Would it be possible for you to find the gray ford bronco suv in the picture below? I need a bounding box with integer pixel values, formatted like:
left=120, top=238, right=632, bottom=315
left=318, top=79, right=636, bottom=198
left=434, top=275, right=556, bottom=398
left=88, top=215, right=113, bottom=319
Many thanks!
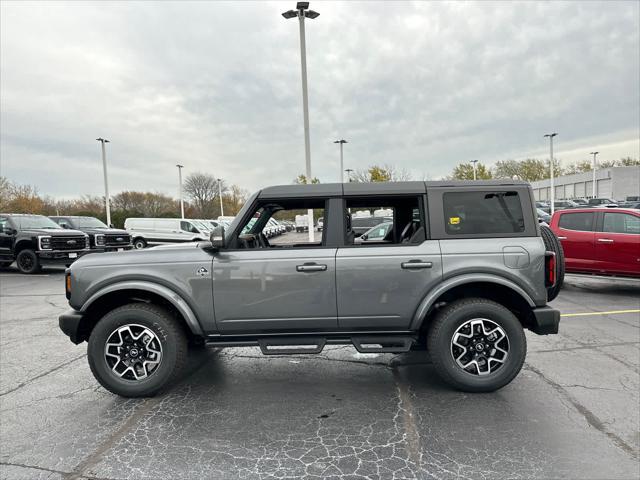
left=59, top=181, right=562, bottom=397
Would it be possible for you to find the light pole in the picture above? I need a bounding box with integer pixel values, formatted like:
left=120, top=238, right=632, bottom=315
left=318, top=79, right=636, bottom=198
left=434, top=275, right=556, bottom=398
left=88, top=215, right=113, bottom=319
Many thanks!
left=283, top=2, right=319, bottom=242
left=176, top=164, right=185, bottom=219
left=96, top=138, right=111, bottom=226
left=470, top=159, right=479, bottom=180
left=590, top=151, right=599, bottom=198
left=217, top=178, right=224, bottom=217
left=345, top=168, right=354, bottom=182
left=334, top=139, right=347, bottom=182
left=544, top=133, right=558, bottom=215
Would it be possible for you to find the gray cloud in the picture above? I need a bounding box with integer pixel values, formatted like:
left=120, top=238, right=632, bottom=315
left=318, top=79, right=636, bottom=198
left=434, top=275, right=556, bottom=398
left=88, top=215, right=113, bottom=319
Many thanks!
left=1, top=0, right=638, bottom=198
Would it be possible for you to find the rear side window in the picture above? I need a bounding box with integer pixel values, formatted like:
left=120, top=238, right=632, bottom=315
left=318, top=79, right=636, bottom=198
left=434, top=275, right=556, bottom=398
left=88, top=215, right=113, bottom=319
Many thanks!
left=443, top=191, right=524, bottom=235
left=603, top=213, right=640, bottom=234
left=558, top=212, right=594, bottom=232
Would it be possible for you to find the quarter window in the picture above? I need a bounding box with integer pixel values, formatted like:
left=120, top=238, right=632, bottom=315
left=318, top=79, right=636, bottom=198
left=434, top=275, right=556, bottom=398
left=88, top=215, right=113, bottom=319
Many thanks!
left=603, top=213, right=640, bottom=234
left=558, top=212, right=594, bottom=232
left=443, top=191, right=524, bottom=235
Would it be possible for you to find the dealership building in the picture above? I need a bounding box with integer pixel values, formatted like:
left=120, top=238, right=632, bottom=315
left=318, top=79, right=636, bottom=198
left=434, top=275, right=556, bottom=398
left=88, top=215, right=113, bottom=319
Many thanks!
left=530, top=166, right=640, bottom=201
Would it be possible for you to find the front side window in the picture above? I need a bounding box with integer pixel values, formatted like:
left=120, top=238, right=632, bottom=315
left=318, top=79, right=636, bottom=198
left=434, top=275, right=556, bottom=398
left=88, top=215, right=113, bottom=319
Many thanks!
left=603, top=213, right=640, bottom=234
left=235, top=198, right=326, bottom=248
left=558, top=212, right=594, bottom=232
left=11, top=215, right=60, bottom=230
left=180, top=221, right=199, bottom=234
left=72, top=217, right=108, bottom=228
left=443, top=191, right=524, bottom=235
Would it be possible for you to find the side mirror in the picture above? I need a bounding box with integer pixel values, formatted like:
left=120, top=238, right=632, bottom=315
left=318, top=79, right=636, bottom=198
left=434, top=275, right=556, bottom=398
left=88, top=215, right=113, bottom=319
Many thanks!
left=210, top=225, right=225, bottom=249
left=109, top=223, right=114, bottom=228
left=361, top=233, right=368, bottom=240
left=62, top=224, right=70, bottom=229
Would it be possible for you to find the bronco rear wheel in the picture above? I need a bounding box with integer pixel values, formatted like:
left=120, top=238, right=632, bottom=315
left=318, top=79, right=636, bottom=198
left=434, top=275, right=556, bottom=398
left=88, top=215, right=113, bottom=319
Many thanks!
left=427, top=298, right=526, bottom=392
left=88, top=303, right=187, bottom=397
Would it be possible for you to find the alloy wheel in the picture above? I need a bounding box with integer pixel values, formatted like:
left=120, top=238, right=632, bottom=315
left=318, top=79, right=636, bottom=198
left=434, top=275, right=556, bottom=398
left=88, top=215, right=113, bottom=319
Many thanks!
left=104, top=324, right=163, bottom=381
left=450, top=318, right=509, bottom=376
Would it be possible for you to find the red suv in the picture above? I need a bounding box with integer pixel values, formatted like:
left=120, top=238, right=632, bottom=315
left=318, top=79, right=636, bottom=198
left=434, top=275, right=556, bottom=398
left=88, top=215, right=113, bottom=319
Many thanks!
left=550, top=208, right=640, bottom=278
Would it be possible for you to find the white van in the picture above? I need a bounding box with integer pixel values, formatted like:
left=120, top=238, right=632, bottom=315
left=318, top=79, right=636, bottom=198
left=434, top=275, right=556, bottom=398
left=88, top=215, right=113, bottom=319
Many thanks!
left=124, top=218, right=210, bottom=249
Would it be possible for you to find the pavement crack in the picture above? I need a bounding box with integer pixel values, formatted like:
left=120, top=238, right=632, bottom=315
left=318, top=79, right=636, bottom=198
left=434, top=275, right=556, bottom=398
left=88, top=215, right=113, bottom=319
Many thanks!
left=525, top=363, right=638, bottom=459
left=0, top=461, right=69, bottom=476
left=0, top=353, right=87, bottom=397
left=392, top=365, right=423, bottom=475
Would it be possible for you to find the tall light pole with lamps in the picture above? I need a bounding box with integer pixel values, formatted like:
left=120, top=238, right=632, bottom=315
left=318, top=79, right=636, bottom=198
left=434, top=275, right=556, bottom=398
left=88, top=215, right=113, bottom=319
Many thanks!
left=96, top=138, right=111, bottom=226
left=544, top=133, right=558, bottom=215
left=283, top=2, right=319, bottom=242
left=470, top=159, right=479, bottom=180
left=176, top=164, right=185, bottom=219
left=334, top=139, right=347, bottom=182
left=590, top=151, right=599, bottom=198
left=217, top=178, right=224, bottom=217
left=345, top=168, right=354, bottom=182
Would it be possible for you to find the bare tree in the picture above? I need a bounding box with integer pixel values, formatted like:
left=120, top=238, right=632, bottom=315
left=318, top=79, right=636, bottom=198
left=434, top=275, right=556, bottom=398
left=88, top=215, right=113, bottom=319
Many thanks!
left=183, top=172, right=227, bottom=217
left=351, top=164, right=412, bottom=182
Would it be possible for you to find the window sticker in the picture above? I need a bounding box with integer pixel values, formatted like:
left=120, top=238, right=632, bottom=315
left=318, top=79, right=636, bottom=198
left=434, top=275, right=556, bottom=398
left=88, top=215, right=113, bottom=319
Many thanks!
left=449, top=217, right=461, bottom=225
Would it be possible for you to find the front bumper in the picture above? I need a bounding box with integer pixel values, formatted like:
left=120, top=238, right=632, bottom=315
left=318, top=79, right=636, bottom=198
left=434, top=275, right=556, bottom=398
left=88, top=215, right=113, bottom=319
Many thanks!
left=37, top=250, right=89, bottom=264
left=91, top=245, right=134, bottom=253
left=59, top=309, right=88, bottom=344
left=530, top=306, right=560, bottom=335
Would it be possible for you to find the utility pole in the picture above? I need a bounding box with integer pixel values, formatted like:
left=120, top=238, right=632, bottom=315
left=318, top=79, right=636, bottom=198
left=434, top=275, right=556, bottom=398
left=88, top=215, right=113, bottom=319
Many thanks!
left=544, top=133, right=558, bottom=215
left=176, top=164, right=184, bottom=219
left=590, top=151, right=599, bottom=198
left=283, top=2, right=319, bottom=242
left=96, top=138, right=111, bottom=226
left=217, top=178, right=224, bottom=217
left=470, top=159, right=479, bottom=180
left=334, top=139, right=347, bottom=182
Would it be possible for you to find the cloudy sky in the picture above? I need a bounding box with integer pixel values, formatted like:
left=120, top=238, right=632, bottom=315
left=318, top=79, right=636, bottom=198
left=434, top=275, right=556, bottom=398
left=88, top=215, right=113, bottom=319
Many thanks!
left=1, top=0, right=638, bottom=199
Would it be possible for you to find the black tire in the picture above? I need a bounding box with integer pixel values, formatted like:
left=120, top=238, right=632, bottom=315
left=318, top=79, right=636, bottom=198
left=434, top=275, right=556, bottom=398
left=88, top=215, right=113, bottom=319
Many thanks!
left=133, top=238, right=147, bottom=249
left=88, top=303, right=188, bottom=397
left=16, top=249, right=40, bottom=274
left=0, top=261, right=12, bottom=268
left=540, top=225, right=565, bottom=301
left=427, top=298, right=526, bottom=393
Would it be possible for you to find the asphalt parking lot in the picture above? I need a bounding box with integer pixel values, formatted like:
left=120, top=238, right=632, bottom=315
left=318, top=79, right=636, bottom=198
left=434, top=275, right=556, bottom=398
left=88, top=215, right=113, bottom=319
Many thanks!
left=0, top=264, right=638, bottom=479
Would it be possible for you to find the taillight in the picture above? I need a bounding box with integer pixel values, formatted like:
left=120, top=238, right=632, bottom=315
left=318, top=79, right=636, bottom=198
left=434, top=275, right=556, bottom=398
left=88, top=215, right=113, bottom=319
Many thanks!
left=65, top=272, right=72, bottom=300
left=545, top=251, right=556, bottom=287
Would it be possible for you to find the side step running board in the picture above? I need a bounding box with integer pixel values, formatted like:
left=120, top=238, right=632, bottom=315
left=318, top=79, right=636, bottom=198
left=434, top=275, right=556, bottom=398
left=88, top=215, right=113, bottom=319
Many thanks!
left=351, top=336, right=414, bottom=353
left=258, top=337, right=326, bottom=355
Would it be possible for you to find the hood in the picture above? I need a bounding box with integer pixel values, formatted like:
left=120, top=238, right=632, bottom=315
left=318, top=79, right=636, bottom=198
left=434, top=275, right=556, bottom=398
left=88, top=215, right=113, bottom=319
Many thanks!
left=75, top=227, right=129, bottom=235
left=21, top=228, right=86, bottom=236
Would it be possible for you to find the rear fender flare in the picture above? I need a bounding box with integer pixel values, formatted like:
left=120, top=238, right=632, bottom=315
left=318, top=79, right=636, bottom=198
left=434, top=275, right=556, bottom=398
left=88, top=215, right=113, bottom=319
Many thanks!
left=411, top=274, right=536, bottom=330
left=81, top=281, right=204, bottom=335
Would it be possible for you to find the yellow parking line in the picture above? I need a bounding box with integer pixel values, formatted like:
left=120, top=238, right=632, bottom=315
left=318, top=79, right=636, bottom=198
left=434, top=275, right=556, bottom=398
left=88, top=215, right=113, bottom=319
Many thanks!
left=561, top=309, right=640, bottom=318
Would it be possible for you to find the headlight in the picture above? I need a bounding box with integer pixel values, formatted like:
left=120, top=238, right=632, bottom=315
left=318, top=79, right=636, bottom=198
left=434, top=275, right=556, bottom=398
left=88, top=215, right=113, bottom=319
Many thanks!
left=39, top=236, right=52, bottom=250
left=85, top=235, right=90, bottom=248
left=95, top=234, right=105, bottom=247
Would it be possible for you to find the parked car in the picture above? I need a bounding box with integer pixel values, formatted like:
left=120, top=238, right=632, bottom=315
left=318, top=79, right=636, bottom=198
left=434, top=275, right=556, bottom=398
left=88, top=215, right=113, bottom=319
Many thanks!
left=351, top=215, right=393, bottom=237
left=60, top=181, right=562, bottom=397
left=537, top=208, right=551, bottom=224
left=0, top=214, right=89, bottom=273
left=124, top=218, right=210, bottom=249
left=354, top=221, right=393, bottom=244
left=550, top=208, right=640, bottom=277
left=571, top=198, right=589, bottom=207
left=295, top=214, right=309, bottom=232
left=536, top=201, right=550, bottom=214
left=317, top=217, right=324, bottom=232
left=617, top=196, right=640, bottom=208
left=50, top=216, right=133, bottom=252
left=554, top=200, right=580, bottom=210
left=587, top=198, right=618, bottom=208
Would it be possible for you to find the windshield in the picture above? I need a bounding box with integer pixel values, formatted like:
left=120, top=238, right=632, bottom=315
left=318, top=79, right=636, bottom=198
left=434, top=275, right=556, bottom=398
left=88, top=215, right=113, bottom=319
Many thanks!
left=193, top=220, right=212, bottom=231
left=12, top=215, right=61, bottom=229
left=71, top=217, right=108, bottom=228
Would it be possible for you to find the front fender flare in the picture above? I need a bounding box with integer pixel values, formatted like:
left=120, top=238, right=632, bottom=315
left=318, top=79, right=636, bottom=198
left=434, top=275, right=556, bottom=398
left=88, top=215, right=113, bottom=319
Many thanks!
left=410, top=274, right=536, bottom=330
left=81, top=281, right=204, bottom=335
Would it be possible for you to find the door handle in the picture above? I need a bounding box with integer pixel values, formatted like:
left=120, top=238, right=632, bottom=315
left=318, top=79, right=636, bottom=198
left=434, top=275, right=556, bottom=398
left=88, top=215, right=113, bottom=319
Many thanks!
left=597, top=238, right=614, bottom=243
left=296, top=263, right=327, bottom=272
left=557, top=236, right=567, bottom=240
left=401, top=260, right=433, bottom=270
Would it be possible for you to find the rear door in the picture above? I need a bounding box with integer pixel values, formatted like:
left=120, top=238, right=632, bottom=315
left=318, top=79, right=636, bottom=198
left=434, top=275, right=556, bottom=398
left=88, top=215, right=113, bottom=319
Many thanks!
left=554, top=211, right=597, bottom=273
left=595, top=211, right=640, bottom=276
left=335, top=193, right=442, bottom=330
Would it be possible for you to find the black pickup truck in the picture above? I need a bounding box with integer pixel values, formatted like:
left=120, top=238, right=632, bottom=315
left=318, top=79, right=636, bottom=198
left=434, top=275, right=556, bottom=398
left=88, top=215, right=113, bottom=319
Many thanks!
left=50, top=216, right=133, bottom=252
left=0, top=214, right=90, bottom=273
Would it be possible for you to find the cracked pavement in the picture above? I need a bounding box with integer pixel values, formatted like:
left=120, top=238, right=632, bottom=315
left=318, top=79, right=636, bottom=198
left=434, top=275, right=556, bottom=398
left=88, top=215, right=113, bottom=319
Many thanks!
left=1, top=269, right=639, bottom=479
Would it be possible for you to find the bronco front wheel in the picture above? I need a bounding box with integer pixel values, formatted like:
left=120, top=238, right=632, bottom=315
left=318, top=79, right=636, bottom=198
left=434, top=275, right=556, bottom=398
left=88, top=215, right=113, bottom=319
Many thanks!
left=87, top=303, right=187, bottom=397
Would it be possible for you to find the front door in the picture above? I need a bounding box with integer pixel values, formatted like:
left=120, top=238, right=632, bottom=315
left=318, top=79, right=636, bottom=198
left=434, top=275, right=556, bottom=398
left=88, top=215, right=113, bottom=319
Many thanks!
left=595, top=211, right=640, bottom=275
left=0, top=217, right=15, bottom=261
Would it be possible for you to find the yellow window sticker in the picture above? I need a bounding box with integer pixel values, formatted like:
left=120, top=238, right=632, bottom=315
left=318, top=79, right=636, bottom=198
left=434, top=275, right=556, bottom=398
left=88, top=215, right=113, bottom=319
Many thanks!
left=449, top=217, right=460, bottom=225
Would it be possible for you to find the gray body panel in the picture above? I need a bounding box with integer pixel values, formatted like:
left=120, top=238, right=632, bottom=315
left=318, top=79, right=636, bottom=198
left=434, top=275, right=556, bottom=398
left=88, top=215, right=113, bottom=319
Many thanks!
left=335, top=242, right=442, bottom=329
left=212, top=248, right=338, bottom=333
left=69, top=244, right=216, bottom=333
